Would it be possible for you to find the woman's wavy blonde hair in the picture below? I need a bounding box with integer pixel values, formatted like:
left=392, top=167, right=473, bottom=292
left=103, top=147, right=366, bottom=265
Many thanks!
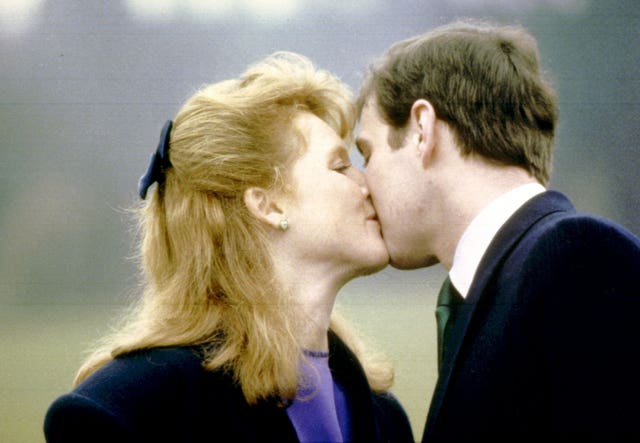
left=74, top=52, right=393, bottom=404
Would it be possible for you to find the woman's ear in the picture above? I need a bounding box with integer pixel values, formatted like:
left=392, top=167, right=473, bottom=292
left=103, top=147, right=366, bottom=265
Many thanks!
left=410, top=99, right=438, bottom=167
left=244, top=187, right=286, bottom=230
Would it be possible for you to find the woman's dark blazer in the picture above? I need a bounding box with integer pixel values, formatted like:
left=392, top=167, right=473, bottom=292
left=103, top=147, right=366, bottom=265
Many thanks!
left=44, top=331, right=413, bottom=443
left=423, top=191, right=640, bottom=442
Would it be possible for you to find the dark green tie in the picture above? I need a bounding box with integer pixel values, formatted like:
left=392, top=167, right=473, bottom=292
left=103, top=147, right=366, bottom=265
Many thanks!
left=436, top=276, right=463, bottom=369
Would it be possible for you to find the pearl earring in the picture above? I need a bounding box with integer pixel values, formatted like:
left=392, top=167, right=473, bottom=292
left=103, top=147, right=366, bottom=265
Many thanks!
left=278, top=218, right=289, bottom=231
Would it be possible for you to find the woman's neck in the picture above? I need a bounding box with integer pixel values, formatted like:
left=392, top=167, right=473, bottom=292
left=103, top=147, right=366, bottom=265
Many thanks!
left=291, top=279, right=339, bottom=352
left=278, top=259, right=346, bottom=352
left=270, top=235, right=358, bottom=351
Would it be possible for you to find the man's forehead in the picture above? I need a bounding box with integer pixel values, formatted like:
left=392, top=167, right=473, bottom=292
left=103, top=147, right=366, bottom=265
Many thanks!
left=360, top=97, right=387, bottom=125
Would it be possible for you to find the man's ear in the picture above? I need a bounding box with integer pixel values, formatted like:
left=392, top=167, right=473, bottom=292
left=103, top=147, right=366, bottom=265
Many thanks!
left=410, top=99, right=438, bottom=167
left=244, top=187, right=285, bottom=230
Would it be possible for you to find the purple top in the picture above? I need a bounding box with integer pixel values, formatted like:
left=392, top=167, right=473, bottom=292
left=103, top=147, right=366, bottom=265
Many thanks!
left=286, top=350, right=352, bottom=442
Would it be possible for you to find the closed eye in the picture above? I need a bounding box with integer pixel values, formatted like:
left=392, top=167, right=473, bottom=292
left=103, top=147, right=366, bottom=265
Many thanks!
left=333, top=163, right=352, bottom=173
left=328, top=143, right=353, bottom=173
left=355, top=140, right=370, bottom=167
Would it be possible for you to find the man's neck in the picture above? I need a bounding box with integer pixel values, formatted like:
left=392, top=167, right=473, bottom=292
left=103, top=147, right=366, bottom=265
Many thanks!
left=437, top=160, right=540, bottom=270
left=449, top=182, right=546, bottom=296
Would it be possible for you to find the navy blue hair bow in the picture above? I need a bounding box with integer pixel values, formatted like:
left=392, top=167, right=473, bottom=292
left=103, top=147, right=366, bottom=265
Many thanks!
left=138, top=120, right=173, bottom=199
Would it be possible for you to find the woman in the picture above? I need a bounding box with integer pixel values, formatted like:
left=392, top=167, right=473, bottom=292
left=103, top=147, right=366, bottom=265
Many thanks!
left=44, top=52, right=413, bottom=443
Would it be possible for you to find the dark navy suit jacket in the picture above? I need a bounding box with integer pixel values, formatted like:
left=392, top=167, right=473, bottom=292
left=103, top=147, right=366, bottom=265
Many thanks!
left=45, top=331, right=413, bottom=443
left=423, top=191, right=640, bottom=442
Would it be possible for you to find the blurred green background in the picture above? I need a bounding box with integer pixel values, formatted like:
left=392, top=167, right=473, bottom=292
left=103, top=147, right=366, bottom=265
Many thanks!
left=2, top=1, right=638, bottom=441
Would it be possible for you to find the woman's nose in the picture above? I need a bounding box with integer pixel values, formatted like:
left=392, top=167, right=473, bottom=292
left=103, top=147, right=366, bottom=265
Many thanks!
left=350, top=168, right=370, bottom=197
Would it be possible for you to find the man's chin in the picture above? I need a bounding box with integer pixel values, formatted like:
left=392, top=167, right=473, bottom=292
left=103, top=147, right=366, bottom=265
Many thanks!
left=389, top=253, right=439, bottom=270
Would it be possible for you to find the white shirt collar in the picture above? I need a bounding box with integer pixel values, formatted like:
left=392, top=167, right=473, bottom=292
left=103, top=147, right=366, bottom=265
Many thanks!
left=449, top=183, right=546, bottom=298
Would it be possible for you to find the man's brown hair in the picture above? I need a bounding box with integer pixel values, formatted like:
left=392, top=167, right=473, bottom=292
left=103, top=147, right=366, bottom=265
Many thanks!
left=358, top=20, right=558, bottom=184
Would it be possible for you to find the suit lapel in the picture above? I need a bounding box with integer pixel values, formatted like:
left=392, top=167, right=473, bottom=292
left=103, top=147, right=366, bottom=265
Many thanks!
left=424, top=191, right=574, bottom=434
left=328, top=331, right=381, bottom=442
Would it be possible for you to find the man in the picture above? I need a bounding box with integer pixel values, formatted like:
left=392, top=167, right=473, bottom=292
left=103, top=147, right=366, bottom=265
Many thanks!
left=356, top=20, right=640, bottom=442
